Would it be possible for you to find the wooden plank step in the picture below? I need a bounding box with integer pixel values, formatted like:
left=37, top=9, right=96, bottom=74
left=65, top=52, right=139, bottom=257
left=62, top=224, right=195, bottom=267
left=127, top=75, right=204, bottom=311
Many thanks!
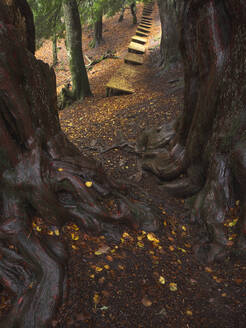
left=142, top=11, right=152, bottom=16
left=131, top=35, right=147, bottom=45
left=124, top=52, right=144, bottom=65
left=140, top=20, right=151, bottom=26
left=142, top=16, right=152, bottom=20
left=128, top=41, right=145, bottom=54
left=137, top=26, right=150, bottom=34
left=106, top=65, right=138, bottom=96
left=136, top=30, right=148, bottom=37
left=139, top=23, right=151, bottom=29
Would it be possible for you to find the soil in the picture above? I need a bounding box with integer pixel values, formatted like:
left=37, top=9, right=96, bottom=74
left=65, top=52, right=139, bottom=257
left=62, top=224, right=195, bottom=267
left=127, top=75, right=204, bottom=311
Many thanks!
left=1, top=3, right=246, bottom=328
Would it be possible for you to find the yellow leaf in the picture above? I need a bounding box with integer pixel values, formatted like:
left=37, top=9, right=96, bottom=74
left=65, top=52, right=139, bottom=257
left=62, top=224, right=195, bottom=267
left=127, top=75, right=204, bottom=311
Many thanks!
left=122, top=232, right=130, bottom=238
left=182, top=226, right=187, bottom=231
left=95, top=251, right=102, bottom=256
left=186, top=310, right=193, bottom=316
left=71, top=233, right=79, bottom=240
left=54, top=229, right=60, bottom=236
left=159, top=276, right=166, bottom=285
left=236, top=200, right=240, bottom=206
left=104, top=265, right=110, bottom=270
left=137, top=241, right=144, bottom=248
left=71, top=224, right=79, bottom=231
left=118, top=265, right=124, bottom=270
left=169, top=245, right=175, bottom=251
left=171, top=230, right=176, bottom=235
left=163, top=221, right=167, bottom=226
left=48, top=231, right=54, bottom=236
left=228, top=218, right=238, bottom=227
left=95, top=267, right=103, bottom=272
left=147, top=233, right=159, bottom=243
left=58, top=168, right=64, bottom=172
left=36, top=226, right=42, bottom=232
left=85, top=181, right=93, bottom=188
left=178, top=248, right=186, bottom=253
left=93, top=293, right=100, bottom=305
left=71, top=245, right=78, bottom=250
left=90, top=274, right=95, bottom=278
left=141, top=230, right=146, bottom=235
left=137, top=236, right=143, bottom=241
left=169, top=283, right=177, bottom=292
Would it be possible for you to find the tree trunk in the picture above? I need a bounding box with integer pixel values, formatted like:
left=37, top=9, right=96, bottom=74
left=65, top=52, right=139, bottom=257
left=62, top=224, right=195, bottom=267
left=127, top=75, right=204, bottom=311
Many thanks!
left=118, top=6, right=125, bottom=22
left=157, top=0, right=183, bottom=68
left=0, top=0, right=158, bottom=327
left=94, top=14, right=103, bottom=47
left=130, top=2, right=137, bottom=25
left=52, top=33, right=58, bottom=67
left=138, top=0, right=246, bottom=262
left=62, top=0, right=91, bottom=100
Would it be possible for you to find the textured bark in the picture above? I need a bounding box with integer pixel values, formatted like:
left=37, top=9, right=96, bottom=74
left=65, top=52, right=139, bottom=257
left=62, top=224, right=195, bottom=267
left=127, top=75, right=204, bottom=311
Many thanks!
left=0, top=1, right=158, bottom=326
left=94, top=14, right=103, bottom=47
left=157, top=0, right=183, bottom=68
left=62, top=0, right=91, bottom=100
left=138, top=0, right=246, bottom=262
left=52, top=34, right=58, bottom=66
left=130, top=2, right=137, bottom=25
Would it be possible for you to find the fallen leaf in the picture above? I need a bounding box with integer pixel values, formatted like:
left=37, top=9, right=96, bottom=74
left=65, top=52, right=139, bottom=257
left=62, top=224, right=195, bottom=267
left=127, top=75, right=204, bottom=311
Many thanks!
left=169, top=245, right=175, bottom=251
left=85, top=181, right=93, bottom=188
left=159, top=276, right=166, bottom=285
left=95, top=245, right=110, bottom=255
left=93, top=293, right=100, bottom=306
left=137, top=241, right=144, bottom=248
left=141, top=296, right=152, bottom=307
left=58, top=168, right=64, bottom=172
left=147, top=233, right=159, bottom=243
left=169, top=283, right=177, bottom=292
left=71, top=233, right=79, bottom=240
left=95, top=267, right=103, bottom=272
left=186, top=310, right=193, bottom=316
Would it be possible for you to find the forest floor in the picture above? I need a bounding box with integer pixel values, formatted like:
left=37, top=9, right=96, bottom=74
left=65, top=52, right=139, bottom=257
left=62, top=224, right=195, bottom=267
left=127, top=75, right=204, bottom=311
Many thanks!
left=1, top=3, right=246, bottom=328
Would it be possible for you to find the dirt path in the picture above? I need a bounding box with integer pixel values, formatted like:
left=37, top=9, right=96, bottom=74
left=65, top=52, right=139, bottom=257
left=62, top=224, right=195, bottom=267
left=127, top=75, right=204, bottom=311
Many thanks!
left=1, top=3, right=245, bottom=328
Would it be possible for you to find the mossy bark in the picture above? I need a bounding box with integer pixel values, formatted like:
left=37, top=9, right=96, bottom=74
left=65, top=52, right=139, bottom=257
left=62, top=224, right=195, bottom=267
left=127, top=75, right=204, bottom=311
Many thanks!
left=138, top=0, right=246, bottom=262
left=94, top=14, right=103, bottom=47
left=62, top=0, right=91, bottom=100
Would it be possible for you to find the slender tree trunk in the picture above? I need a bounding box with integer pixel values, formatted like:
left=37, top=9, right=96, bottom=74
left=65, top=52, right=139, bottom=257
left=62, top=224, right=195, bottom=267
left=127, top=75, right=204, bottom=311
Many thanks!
left=138, top=0, right=246, bottom=262
left=130, top=1, right=137, bottom=25
left=94, top=13, right=103, bottom=47
left=52, top=33, right=58, bottom=66
left=118, top=6, right=125, bottom=22
left=62, top=0, right=91, bottom=100
left=0, top=1, right=158, bottom=326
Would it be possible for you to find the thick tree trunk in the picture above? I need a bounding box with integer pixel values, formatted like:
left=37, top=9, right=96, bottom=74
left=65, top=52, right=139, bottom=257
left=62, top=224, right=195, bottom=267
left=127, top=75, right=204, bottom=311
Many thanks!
left=118, top=6, right=125, bottom=22
left=0, top=1, right=158, bottom=327
left=130, top=2, right=137, bottom=25
left=138, top=0, right=246, bottom=262
left=62, top=0, right=91, bottom=100
left=94, top=14, right=103, bottom=47
left=157, top=0, right=183, bottom=68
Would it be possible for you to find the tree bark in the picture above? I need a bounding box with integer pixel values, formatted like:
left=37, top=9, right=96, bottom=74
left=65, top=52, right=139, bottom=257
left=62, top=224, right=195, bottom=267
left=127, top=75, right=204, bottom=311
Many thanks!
left=130, top=1, right=137, bottom=25
left=157, top=0, right=183, bottom=68
left=138, top=0, right=246, bottom=262
left=62, top=0, right=91, bottom=100
left=94, top=13, right=103, bottom=47
left=0, top=0, right=158, bottom=326
left=52, top=33, right=58, bottom=67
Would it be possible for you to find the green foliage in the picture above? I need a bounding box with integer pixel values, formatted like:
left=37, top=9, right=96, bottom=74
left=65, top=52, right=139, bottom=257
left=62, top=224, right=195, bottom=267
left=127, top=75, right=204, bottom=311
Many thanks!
left=27, top=0, right=64, bottom=49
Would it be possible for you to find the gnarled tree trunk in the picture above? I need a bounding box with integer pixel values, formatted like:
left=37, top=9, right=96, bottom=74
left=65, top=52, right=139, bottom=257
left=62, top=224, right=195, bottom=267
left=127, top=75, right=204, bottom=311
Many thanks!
left=0, top=1, right=158, bottom=327
left=138, top=0, right=246, bottom=262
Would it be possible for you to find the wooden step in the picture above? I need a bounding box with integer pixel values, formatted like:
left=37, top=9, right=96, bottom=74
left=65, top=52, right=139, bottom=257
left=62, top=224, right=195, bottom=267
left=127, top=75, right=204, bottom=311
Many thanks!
left=131, top=35, right=148, bottom=45
left=142, top=16, right=152, bottom=20
left=142, top=11, right=152, bottom=16
left=124, top=52, right=144, bottom=65
left=136, top=30, right=149, bottom=37
left=106, top=65, right=138, bottom=96
left=139, top=23, right=151, bottom=29
left=128, top=41, right=145, bottom=54
left=140, top=20, right=151, bottom=26
left=137, top=26, right=150, bottom=34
